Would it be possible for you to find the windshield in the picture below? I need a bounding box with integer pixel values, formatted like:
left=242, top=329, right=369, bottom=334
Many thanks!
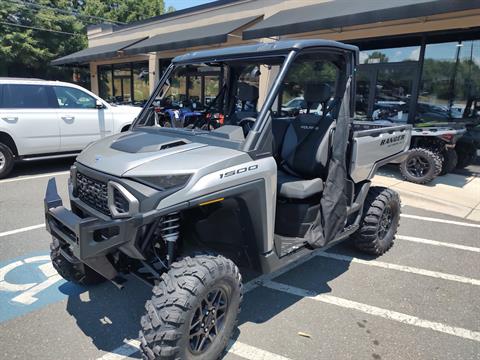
left=134, top=56, right=285, bottom=136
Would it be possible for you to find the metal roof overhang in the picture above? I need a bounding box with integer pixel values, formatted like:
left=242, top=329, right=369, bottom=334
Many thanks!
left=123, top=16, right=261, bottom=55
left=50, top=37, right=147, bottom=66
left=242, top=0, right=480, bottom=40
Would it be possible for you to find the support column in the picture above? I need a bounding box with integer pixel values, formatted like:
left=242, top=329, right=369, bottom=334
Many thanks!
left=90, top=62, right=99, bottom=95
left=149, top=53, right=159, bottom=94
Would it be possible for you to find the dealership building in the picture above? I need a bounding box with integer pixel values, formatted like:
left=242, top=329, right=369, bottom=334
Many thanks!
left=52, top=0, right=480, bottom=125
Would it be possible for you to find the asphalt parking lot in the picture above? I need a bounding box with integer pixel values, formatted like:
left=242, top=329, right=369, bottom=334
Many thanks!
left=0, top=159, right=479, bottom=360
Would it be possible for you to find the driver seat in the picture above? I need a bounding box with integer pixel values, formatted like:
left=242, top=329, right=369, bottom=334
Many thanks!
left=277, top=83, right=335, bottom=200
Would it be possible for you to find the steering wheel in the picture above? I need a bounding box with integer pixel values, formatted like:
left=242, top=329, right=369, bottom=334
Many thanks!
left=238, top=117, right=256, bottom=136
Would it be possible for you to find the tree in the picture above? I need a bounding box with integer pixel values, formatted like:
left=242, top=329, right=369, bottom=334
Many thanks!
left=0, top=0, right=172, bottom=84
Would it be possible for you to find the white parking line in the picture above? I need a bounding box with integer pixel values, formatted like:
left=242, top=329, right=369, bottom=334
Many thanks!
left=317, top=252, right=480, bottom=286
left=401, top=214, right=480, bottom=228
left=97, top=339, right=141, bottom=360
left=0, top=171, right=69, bottom=184
left=397, top=235, right=480, bottom=253
left=0, top=224, right=45, bottom=238
left=227, top=340, right=291, bottom=360
left=96, top=339, right=292, bottom=360
left=263, top=280, right=480, bottom=342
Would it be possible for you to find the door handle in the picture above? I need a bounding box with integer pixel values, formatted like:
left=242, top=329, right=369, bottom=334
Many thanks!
left=1, top=116, right=18, bottom=122
left=61, top=116, right=75, bottom=121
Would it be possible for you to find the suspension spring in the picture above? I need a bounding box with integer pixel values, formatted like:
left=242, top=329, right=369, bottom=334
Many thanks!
left=161, top=212, right=180, bottom=243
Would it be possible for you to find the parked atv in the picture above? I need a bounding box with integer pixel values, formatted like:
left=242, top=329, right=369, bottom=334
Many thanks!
left=44, top=40, right=411, bottom=360
left=399, top=125, right=466, bottom=184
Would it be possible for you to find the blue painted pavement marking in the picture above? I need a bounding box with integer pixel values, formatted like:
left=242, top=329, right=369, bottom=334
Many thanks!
left=0, top=252, right=84, bottom=323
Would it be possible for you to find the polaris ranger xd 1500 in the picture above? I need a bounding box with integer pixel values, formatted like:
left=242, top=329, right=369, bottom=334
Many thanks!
left=45, top=40, right=411, bottom=360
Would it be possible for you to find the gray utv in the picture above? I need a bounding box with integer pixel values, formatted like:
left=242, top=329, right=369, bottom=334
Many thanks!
left=44, top=40, right=411, bottom=360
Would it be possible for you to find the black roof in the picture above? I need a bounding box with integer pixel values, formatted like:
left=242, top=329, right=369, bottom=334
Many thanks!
left=51, top=37, right=146, bottom=66
left=173, top=39, right=359, bottom=64
left=124, top=16, right=260, bottom=55
left=243, top=0, right=480, bottom=40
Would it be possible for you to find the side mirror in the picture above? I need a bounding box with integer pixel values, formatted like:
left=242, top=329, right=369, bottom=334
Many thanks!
left=96, top=100, right=104, bottom=109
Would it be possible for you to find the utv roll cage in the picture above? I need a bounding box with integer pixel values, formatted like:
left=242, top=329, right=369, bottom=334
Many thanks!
left=133, top=39, right=359, bottom=157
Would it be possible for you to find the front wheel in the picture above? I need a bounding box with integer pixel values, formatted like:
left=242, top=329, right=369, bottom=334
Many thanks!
left=399, top=148, right=442, bottom=184
left=0, top=142, right=15, bottom=179
left=352, top=187, right=401, bottom=255
left=140, top=255, right=243, bottom=360
left=50, top=238, right=105, bottom=285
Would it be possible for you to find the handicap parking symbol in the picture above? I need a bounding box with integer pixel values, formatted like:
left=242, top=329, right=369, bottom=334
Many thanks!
left=0, top=255, right=63, bottom=305
left=0, top=253, right=82, bottom=323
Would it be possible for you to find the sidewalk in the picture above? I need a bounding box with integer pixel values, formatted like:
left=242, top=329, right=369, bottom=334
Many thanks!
left=372, top=166, right=480, bottom=222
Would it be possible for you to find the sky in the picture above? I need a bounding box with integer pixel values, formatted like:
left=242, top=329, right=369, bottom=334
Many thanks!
left=165, top=0, right=215, bottom=11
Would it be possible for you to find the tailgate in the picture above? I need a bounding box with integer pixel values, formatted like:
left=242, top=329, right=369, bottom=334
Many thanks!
left=350, top=122, right=411, bottom=182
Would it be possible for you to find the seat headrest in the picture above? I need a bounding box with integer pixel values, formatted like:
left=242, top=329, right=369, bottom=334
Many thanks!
left=304, top=83, right=332, bottom=104
left=237, top=82, right=259, bottom=102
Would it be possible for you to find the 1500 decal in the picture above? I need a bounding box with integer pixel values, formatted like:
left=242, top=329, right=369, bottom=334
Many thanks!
left=219, top=164, right=259, bottom=179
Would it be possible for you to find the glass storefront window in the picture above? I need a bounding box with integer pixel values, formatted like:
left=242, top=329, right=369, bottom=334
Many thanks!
left=355, top=70, right=370, bottom=119
left=360, top=46, right=420, bottom=64
left=418, top=41, right=480, bottom=125
left=204, top=76, right=219, bottom=106
left=98, top=61, right=148, bottom=105
left=188, top=76, right=202, bottom=104
left=133, top=63, right=149, bottom=105
left=113, top=65, right=131, bottom=104
left=373, top=66, right=415, bottom=123
left=98, top=66, right=113, bottom=102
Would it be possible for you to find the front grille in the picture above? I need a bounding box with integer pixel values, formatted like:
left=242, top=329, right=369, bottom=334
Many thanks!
left=76, top=172, right=110, bottom=216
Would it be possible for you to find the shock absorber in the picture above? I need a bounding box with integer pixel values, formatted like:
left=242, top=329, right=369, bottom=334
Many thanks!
left=161, top=212, right=180, bottom=266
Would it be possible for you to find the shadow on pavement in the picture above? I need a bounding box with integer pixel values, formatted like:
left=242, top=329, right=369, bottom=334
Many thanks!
left=9, top=157, right=75, bottom=178
left=62, top=251, right=351, bottom=356
left=237, top=253, right=351, bottom=326
left=63, top=275, right=150, bottom=356
left=378, top=163, right=476, bottom=188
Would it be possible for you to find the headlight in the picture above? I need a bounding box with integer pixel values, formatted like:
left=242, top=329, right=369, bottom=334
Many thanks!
left=136, top=174, right=192, bottom=191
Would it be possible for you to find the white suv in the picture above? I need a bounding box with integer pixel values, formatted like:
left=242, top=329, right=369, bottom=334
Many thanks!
left=0, top=78, right=142, bottom=178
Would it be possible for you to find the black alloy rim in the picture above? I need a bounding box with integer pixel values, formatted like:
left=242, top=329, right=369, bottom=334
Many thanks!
left=406, top=155, right=431, bottom=178
left=189, top=287, right=229, bottom=354
left=378, top=205, right=393, bottom=240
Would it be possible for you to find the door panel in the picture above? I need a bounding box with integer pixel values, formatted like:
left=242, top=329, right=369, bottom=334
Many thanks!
left=0, top=84, right=60, bottom=155
left=53, top=86, right=112, bottom=152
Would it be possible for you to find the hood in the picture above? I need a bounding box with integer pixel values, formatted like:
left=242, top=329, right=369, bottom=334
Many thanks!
left=109, top=104, right=142, bottom=115
left=77, top=130, right=207, bottom=177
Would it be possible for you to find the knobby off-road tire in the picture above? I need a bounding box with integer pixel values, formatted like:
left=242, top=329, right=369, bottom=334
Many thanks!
left=399, top=148, right=442, bottom=184
left=440, top=148, right=458, bottom=175
left=140, top=255, right=243, bottom=360
left=353, top=186, right=401, bottom=256
left=50, top=238, right=105, bottom=285
left=0, top=142, right=15, bottom=179
left=456, top=143, right=477, bottom=169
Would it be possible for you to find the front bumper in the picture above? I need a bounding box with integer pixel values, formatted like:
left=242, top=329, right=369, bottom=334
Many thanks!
left=44, top=178, right=186, bottom=279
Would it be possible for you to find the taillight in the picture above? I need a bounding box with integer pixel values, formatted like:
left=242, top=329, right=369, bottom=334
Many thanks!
left=440, top=133, right=454, bottom=142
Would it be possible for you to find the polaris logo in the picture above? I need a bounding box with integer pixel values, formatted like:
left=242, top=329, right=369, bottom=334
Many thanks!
left=380, top=134, right=405, bottom=146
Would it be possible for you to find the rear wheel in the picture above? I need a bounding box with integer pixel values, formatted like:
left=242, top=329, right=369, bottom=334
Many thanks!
left=456, top=143, right=477, bottom=169
left=440, top=148, right=458, bottom=175
left=140, top=255, right=242, bottom=360
left=399, top=148, right=442, bottom=184
left=353, top=187, right=401, bottom=255
left=50, top=238, right=105, bottom=285
left=0, top=142, right=15, bottom=179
